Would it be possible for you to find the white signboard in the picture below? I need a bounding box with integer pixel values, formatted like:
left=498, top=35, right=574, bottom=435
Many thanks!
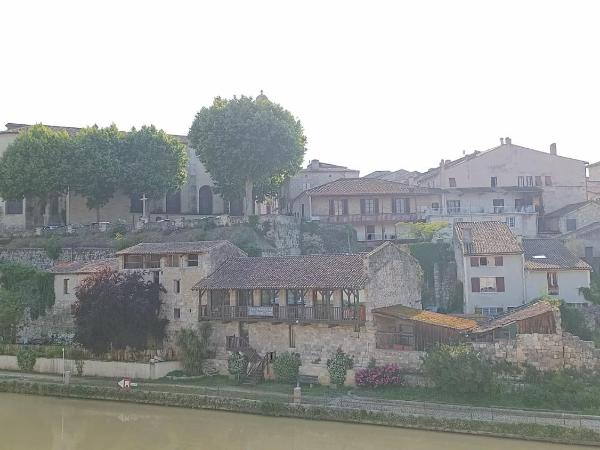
left=248, top=306, right=273, bottom=317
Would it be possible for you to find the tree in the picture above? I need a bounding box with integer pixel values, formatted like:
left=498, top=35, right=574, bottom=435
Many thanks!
left=0, top=288, right=24, bottom=343
left=71, top=125, right=124, bottom=221
left=119, top=125, right=188, bottom=208
left=189, top=94, right=306, bottom=215
left=0, top=124, right=71, bottom=218
left=73, top=268, right=167, bottom=354
left=176, top=324, right=214, bottom=376
left=0, top=262, right=54, bottom=320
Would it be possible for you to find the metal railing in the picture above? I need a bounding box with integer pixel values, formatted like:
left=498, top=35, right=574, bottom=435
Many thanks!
left=424, top=206, right=537, bottom=216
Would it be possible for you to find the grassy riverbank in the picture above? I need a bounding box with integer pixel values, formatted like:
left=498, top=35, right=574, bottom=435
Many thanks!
left=1, top=379, right=599, bottom=447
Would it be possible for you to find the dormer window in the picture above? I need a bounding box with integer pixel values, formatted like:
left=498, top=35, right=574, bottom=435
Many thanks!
left=187, top=254, right=199, bottom=267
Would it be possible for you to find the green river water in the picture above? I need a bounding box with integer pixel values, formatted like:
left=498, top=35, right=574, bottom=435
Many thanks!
left=0, top=393, right=595, bottom=450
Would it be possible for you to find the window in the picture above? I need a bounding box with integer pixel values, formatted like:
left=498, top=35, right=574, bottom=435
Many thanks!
left=526, top=176, right=534, bottom=187
left=392, top=198, right=411, bottom=214
left=360, top=198, right=379, bottom=215
left=431, top=202, right=440, bottom=211
left=174, top=279, right=181, bottom=294
left=492, top=199, right=504, bottom=213
left=173, top=308, right=181, bottom=320
left=475, top=307, right=504, bottom=317
left=566, top=218, right=577, bottom=232
left=260, top=289, right=279, bottom=306
left=471, top=277, right=505, bottom=293
left=366, top=225, right=376, bottom=240
left=286, top=289, right=305, bottom=305
left=63, top=279, right=69, bottom=295
left=515, top=199, right=533, bottom=212
left=585, top=246, right=594, bottom=260
left=152, top=271, right=160, bottom=284
left=470, top=257, right=479, bottom=267
left=479, top=257, right=488, bottom=266
left=5, top=199, right=23, bottom=215
left=494, top=256, right=504, bottom=266
left=517, top=176, right=525, bottom=187
left=237, top=289, right=253, bottom=307
left=187, top=254, right=199, bottom=267
left=446, top=200, right=461, bottom=214
left=545, top=176, right=553, bottom=186
left=123, top=254, right=143, bottom=269
left=165, top=255, right=180, bottom=268
left=490, top=177, right=497, bottom=188
left=547, top=272, right=559, bottom=295
left=449, top=177, right=456, bottom=187
left=535, top=176, right=542, bottom=187
left=505, top=217, right=515, bottom=228
left=329, top=199, right=348, bottom=216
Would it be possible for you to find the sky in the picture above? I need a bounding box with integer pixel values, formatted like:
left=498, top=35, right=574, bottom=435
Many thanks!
left=1, top=0, right=600, bottom=175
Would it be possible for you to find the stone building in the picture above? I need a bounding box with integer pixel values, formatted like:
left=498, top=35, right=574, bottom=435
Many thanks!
left=192, top=241, right=423, bottom=381
left=541, top=200, right=600, bottom=234
left=115, top=241, right=246, bottom=340
left=291, top=178, right=441, bottom=241
left=560, top=222, right=600, bottom=271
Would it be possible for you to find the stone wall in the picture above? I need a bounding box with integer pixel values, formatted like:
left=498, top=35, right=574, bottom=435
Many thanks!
left=0, top=247, right=115, bottom=270
left=433, top=260, right=457, bottom=310
left=473, top=332, right=600, bottom=372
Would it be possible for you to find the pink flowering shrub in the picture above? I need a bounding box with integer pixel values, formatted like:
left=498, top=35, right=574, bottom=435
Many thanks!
left=355, top=364, right=405, bottom=388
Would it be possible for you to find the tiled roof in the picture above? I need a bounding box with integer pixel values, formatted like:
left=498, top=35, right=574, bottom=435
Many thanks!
left=373, top=305, right=477, bottom=331
left=544, top=200, right=600, bottom=218
left=193, top=254, right=369, bottom=290
left=523, top=239, right=591, bottom=271
left=305, top=178, right=437, bottom=196
left=560, top=221, right=600, bottom=238
left=48, top=258, right=118, bottom=274
left=116, top=241, right=235, bottom=255
left=473, top=301, right=557, bottom=334
left=454, top=222, right=523, bottom=255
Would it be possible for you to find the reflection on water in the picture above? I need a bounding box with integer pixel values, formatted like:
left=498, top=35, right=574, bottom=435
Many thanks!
left=0, top=393, right=594, bottom=450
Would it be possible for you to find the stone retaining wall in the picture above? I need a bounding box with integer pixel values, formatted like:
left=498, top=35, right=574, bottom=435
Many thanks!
left=0, top=247, right=115, bottom=270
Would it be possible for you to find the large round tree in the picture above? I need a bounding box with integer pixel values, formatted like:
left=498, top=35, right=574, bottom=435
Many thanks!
left=188, top=93, right=306, bottom=215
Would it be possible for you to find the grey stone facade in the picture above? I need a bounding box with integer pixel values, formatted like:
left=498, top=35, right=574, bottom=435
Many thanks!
left=0, top=247, right=115, bottom=270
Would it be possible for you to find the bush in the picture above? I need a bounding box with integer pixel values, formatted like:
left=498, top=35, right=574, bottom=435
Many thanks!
left=422, top=344, right=495, bottom=394
left=176, top=324, right=214, bottom=376
left=326, top=347, right=353, bottom=388
left=42, top=237, right=62, bottom=261
left=247, top=215, right=259, bottom=229
left=560, top=302, right=593, bottom=340
left=272, top=352, right=301, bottom=383
left=355, top=364, right=405, bottom=388
left=16, top=348, right=37, bottom=372
left=227, top=352, right=248, bottom=381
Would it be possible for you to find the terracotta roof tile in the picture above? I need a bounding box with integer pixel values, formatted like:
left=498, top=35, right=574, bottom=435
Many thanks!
left=455, top=222, right=523, bottom=255
left=48, top=258, right=118, bottom=274
left=305, top=178, right=437, bottom=196
left=523, top=239, right=591, bottom=271
left=116, top=241, right=235, bottom=255
left=373, top=305, right=477, bottom=331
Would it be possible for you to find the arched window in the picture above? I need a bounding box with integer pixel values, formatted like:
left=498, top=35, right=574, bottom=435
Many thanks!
left=198, top=185, right=213, bottom=215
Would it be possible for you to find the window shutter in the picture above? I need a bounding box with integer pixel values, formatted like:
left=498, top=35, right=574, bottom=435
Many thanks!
left=471, top=277, right=480, bottom=293
left=494, top=256, right=503, bottom=266
left=329, top=200, right=335, bottom=216
left=391, top=199, right=397, bottom=213
left=342, top=199, right=348, bottom=215
left=374, top=199, right=379, bottom=213
left=470, top=257, right=479, bottom=267
left=496, top=277, right=505, bottom=292
left=360, top=199, right=366, bottom=214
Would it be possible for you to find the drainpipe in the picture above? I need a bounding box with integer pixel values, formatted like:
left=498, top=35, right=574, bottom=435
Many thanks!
left=463, top=256, right=470, bottom=313
left=308, top=194, right=313, bottom=219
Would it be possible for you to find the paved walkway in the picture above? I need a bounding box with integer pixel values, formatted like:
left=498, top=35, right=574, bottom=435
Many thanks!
left=2, top=370, right=600, bottom=432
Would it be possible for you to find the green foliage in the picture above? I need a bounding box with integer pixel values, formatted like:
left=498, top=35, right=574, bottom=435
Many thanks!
left=326, top=347, right=354, bottom=388
left=42, top=236, right=62, bottom=260
left=0, top=288, right=24, bottom=343
left=579, top=272, right=600, bottom=305
left=409, top=242, right=453, bottom=308
left=247, top=215, right=260, bottom=229
left=0, top=124, right=71, bottom=201
left=16, top=348, right=37, bottom=372
left=559, top=302, right=593, bottom=340
left=227, top=352, right=248, bottom=381
left=272, top=352, right=301, bottom=383
left=422, top=344, right=495, bottom=394
left=408, top=222, right=448, bottom=241
left=447, top=281, right=464, bottom=313
left=119, top=125, right=188, bottom=198
left=176, top=324, right=214, bottom=376
left=189, top=95, right=306, bottom=213
left=0, top=262, right=55, bottom=322
left=73, top=269, right=167, bottom=354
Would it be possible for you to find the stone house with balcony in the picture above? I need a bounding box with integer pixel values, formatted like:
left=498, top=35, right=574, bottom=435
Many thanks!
left=291, top=178, right=441, bottom=241
left=454, top=222, right=591, bottom=315
left=115, top=241, right=246, bottom=340
left=192, top=241, right=423, bottom=381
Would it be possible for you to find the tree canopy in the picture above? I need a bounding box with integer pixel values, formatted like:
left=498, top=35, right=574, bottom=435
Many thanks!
left=189, top=94, right=306, bottom=215
left=73, top=269, right=167, bottom=354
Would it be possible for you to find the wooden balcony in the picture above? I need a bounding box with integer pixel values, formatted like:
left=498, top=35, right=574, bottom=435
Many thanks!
left=375, top=331, right=414, bottom=350
left=199, top=304, right=366, bottom=325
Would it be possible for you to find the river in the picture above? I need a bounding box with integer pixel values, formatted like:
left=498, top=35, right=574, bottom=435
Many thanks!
left=0, top=393, right=595, bottom=450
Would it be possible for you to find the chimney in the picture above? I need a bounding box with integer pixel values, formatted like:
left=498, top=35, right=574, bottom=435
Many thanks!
left=309, top=159, right=320, bottom=169
left=463, top=228, right=473, bottom=244
left=505, top=137, right=511, bottom=145
left=550, top=143, right=557, bottom=155
left=500, top=137, right=505, bottom=145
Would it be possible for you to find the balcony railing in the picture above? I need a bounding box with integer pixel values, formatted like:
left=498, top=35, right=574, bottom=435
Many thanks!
left=199, top=304, right=366, bottom=325
left=375, top=332, right=414, bottom=350
left=425, top=206, right=537, bottom=216
left=317, top=213, right=422, bottom=224
left=226, top=335, right=250, bottom=351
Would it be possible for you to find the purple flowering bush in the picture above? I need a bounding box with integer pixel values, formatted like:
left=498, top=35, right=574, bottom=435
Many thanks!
left=355, top=364, right=405, bottom=388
